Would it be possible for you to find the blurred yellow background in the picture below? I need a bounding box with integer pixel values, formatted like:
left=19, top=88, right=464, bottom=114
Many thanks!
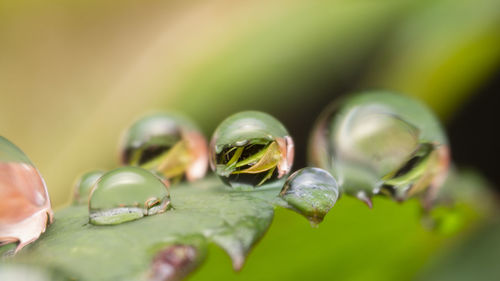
left=2, top=0, right=499, bottom=207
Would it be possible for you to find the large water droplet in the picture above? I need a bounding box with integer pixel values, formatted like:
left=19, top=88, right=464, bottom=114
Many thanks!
left=120, top=112, right=208, bottom=185
left=72, top=170, right=104, bottom=205
left=88, top=166, right=171, bottom=225
left=0, top=136, right=53, bottom=252
left=210, top=111, right=294, bottom=188
left=280, top=167, right=339, bottom=226
left=309, top=92, right=450, bottom=206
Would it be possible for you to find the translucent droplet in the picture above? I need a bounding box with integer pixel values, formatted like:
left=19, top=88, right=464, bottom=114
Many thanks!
left=309, top=92, right=450, bottom=206
left=0, top=136, right=53, bottom=252
left=120, top=112, right=208, bottom=185
left=88, top=166, right=171, bottom=225
left=280, top=167, right=339, bottom=226
left=209, top=111, right=294, bottom=188
left=72, top=170, right=105, bottom=205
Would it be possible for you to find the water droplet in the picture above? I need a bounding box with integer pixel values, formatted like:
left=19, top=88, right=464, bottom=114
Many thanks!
left=309, top=92, right=450, bottom=206
left=210, top=111, right=294, bottom=188
left=280, top=167, right=339, bottom=225
left=149, top=244, right=200, bottom=281
left=120, top=112, right=208, bottom=185
left=72, top=170, right=105, bottom=205
left=88, top=166, right=171, bottom=225
left=0, top=136, right=53, bottom=252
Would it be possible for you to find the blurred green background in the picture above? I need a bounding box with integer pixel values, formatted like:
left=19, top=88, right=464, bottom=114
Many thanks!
left=1, top=0, right=500, bottom=280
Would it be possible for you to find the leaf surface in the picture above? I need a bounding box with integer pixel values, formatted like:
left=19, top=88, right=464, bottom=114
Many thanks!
left=8, top=177, right=280, bottom=280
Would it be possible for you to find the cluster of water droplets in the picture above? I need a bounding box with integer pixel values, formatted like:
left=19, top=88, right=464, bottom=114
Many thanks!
left=1, top=91, right=453, bottom=260
left=206, top=111, right=342, bottom=225
left=82, top=112, right=208, bottom=225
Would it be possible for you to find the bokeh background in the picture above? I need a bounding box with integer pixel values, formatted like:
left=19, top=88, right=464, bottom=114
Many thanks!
left=1, top=0, right=500, bottom=280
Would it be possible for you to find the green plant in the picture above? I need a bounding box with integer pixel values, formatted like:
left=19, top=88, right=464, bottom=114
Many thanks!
left=1, top=96, right=497, bottom=281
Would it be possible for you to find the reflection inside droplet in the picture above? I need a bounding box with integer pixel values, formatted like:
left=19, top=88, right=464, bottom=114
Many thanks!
left=119, top=112, right=208, bottom=185
left=210, top=111, right=294, bottom=188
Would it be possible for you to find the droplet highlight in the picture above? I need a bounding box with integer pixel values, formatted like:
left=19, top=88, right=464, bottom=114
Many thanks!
left=88, top=167, right=171, bottom=225
left=0, top=136, right=53, bottom=252
left=120, top=112, right=208, bottom=185
left=280, top=167, right=339, bottom=225
left=309, top=92, right=450, bottom=206
left=210, top=111, right=294, bottom=188
left=72, top=170, right=104, bottom=205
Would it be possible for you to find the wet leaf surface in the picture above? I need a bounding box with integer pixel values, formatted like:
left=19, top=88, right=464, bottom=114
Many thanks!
left=3, top=170, right=496, bottom=281
left=8, top=177, right=279, bottom=281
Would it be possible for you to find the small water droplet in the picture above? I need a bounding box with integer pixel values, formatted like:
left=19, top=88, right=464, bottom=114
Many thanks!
left=88, top=166, right=171, bottom=225
left=355, top=191, right=373, bottom=209
left=72, top=170, right=105, bottom=205
left=0, top=136, right=53, bottom=252
left=210, top=111, right=294, bottom=188
left=309, top=92, right=450, bottom=206
left=280, top=167, right=339, bottom=225
left=120, top=112, right=208, bottom=184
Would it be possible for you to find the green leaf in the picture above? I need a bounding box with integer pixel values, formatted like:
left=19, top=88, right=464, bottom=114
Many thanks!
left=3, top=169, right=496, bottom=281
left=416, top=218, right=500, bottom=281
left=6, top=177, right=280, bottom=281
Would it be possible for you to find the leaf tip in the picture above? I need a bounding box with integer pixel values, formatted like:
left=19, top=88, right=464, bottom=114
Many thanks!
left=356, top=191, right=373, bottom=209
left=231, top=254, right=245, bottom=272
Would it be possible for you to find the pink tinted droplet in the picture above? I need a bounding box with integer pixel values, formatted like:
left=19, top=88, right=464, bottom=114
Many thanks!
left=0, top=137, right=53, bottom=253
